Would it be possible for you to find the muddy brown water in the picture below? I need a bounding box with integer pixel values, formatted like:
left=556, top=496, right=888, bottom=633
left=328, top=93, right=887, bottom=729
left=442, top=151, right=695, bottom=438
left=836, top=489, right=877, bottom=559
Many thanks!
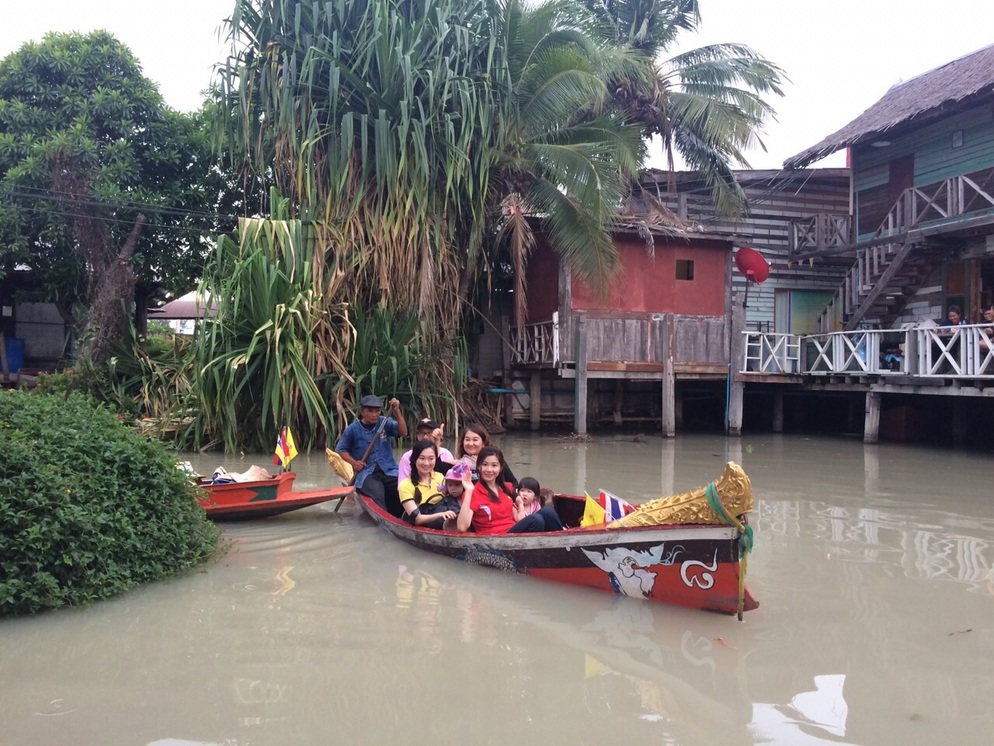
left=3, top=433, right=993, bottom=745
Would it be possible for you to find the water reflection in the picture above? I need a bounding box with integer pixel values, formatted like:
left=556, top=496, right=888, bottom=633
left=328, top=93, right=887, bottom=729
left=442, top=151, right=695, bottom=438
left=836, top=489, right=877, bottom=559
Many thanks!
left=3, top=434, right=994, bottom=745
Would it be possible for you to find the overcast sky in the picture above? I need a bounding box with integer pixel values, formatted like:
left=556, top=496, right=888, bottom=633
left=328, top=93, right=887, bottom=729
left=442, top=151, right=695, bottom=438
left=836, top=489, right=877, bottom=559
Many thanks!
left=2, top=0, right=992, bottom=170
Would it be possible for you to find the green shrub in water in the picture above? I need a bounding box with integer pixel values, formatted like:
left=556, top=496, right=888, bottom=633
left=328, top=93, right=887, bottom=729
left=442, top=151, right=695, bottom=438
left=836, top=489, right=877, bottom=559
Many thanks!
left=0, top=389, right=221, bottom=616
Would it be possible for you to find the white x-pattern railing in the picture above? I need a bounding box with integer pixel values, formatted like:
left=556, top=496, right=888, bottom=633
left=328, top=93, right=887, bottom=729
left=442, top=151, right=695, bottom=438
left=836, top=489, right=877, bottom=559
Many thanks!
left=743, top=332, right=800, bottom=373
left=743, top=325, right=994, bottom=378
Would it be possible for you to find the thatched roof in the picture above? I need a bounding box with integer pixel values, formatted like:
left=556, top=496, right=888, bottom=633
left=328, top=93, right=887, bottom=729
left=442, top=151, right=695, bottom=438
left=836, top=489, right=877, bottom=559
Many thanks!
left=785, top=43, right=994, bottom=169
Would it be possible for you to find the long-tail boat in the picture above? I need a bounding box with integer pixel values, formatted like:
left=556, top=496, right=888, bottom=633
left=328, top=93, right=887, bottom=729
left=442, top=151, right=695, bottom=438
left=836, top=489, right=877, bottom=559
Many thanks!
left=196, top=471, right=354, bottom=520
left=349, top=461, right=757, bottom=617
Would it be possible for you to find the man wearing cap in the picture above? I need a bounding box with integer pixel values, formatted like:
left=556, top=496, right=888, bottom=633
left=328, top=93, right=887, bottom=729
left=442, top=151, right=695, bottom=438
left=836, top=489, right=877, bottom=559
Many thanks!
left=336, top=395, right=408, bottom=516
left=397, top=418, right=455, bottom=482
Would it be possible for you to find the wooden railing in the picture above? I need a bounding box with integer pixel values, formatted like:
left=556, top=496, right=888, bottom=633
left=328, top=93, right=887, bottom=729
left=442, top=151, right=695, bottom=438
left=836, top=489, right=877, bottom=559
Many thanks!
left=788, top=213, right=851, bottom=258
left=743, top=332, right=801, bottom=373
left=873, top=171, right=994, bottom=241
left=743, top=325, right=994, bottom=378
left=509, top=315, right=559, bottom=365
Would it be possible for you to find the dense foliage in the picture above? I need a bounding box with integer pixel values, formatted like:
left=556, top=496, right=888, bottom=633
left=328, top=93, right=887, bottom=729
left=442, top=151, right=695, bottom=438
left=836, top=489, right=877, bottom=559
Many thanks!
left=0, top=31, right=230, bottom=362
left=0, top=389, right=220, bottom=616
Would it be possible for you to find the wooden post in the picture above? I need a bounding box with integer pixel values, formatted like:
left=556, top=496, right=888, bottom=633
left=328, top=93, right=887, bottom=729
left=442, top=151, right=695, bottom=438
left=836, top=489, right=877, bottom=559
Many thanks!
left=661, top=357, right=675, bottom=437
left=864, top=391, right=880, bottom=444
left=727, top=292, right=746, bottom=435
left=952, top=398, right=967, bottom=445
left=574, top=316, right=587, bottom=435
left=612, top=380, right=624, bottom=426
left=529, top=370, right=542, bottom=431
left=772, top=390, right=784, bottom=433
left=501, top=316, right=514, bottom=429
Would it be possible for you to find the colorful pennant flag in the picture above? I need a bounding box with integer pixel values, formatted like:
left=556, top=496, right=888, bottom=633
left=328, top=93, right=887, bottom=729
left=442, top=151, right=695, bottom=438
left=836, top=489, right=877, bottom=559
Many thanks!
left=580, top=494, right=606, bottom=527
left=273, top=426, right=299, bottom=468
left=580, top=490, right=636, bottom=526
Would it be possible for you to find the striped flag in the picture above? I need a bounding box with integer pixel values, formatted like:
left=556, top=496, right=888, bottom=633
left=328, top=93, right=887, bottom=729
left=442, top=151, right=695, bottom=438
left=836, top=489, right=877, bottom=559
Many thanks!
left=599, top=490, right=636, bottom=522
left=273, top=426, right=299, bottom=468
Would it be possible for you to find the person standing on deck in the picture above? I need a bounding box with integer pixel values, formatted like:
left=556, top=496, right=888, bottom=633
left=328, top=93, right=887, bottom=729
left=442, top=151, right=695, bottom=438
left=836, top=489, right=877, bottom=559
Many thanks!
left=337, top=395, right=408, bottom=517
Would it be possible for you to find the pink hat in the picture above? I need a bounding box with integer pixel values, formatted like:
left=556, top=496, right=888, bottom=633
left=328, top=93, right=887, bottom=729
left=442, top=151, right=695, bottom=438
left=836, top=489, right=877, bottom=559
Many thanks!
left=444, top=463, right=471, bottom=481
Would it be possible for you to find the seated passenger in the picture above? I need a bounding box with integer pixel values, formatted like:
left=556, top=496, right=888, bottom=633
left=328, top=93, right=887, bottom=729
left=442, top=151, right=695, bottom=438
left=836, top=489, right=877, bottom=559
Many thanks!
left=398, top=440, right=454, bottom=529
left=456, top=423, right=517, bottom=487
left=397, top=418, right=455, bottom=481
left=507, top=476, right=564, bottom=533
left=455, top=447, right=558, bottom=535
left=980, top=305, right=994, bottom=352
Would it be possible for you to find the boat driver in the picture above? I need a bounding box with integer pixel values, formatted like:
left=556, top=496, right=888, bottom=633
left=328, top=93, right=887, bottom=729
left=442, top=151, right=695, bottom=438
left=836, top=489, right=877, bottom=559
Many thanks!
left=336, top=394, right=408, bottom=516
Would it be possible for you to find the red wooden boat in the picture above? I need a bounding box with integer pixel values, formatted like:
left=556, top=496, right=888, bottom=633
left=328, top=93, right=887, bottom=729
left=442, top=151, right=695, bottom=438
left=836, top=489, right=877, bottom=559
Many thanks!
left=353, top=463, right=757, bottom=616
left=196, top=471, right=354, bottom=520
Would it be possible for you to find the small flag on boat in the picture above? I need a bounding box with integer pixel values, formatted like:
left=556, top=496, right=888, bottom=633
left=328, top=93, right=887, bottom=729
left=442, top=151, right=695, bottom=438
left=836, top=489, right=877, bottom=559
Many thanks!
left=273, top=426, right=298, bottom=468
left=600, top=490, right=636, bottom=521
left=580, top=494, right=606, bottom=527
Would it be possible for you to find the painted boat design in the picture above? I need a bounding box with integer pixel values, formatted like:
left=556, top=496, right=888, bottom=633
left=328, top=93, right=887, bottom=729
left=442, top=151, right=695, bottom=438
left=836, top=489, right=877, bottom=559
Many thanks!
left=354, top=463, right=757, bottom=615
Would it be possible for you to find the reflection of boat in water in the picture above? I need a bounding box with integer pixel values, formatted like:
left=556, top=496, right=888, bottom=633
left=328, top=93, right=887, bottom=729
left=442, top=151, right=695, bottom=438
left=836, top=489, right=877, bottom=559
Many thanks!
left=197, top=472, right=354, bottom=520
left=355, top=462, right=757, bottom=615
left=394, top=562, right=754, bottom=738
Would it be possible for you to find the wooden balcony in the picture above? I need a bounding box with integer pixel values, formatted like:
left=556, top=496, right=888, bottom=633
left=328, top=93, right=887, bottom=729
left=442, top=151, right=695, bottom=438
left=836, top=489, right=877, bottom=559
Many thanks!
left=508, top=316, right=559, bottom=367
left=870, top=170, right=994, bottom=243
left=743, top=325, right=994, bottom=380
left=788, top=213, right=852, bottom=260
left=790, top=169, right=994, bottom=259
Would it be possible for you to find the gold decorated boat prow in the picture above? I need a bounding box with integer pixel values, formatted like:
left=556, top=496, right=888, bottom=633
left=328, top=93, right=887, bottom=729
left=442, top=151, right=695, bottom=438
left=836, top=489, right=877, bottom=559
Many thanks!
left=608, top=462, right=752, bottom=528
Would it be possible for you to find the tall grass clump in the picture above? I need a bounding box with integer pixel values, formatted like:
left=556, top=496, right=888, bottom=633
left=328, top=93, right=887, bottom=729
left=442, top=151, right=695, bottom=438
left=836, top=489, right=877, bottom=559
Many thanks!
left=0, top=389, right=220, bottom=616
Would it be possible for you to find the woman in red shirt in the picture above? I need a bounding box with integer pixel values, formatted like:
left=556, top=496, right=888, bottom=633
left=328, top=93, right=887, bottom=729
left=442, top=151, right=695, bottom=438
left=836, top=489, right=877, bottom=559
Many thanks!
left=455, top=446, right=516, bottom=534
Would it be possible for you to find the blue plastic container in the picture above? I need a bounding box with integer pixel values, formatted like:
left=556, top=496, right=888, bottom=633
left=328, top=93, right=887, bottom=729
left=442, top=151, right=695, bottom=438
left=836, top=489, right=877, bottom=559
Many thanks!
left=4, top=337, right=24, bottom=373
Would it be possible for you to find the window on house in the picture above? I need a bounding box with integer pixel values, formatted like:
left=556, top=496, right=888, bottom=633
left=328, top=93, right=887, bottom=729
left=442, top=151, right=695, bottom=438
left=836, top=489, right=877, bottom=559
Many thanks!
left=676, top=259, right=695, bottom=281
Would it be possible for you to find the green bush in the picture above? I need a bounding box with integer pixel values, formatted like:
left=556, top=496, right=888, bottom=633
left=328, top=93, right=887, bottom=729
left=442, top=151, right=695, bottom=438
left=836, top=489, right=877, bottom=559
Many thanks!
left=0, top=390, right=221, bottom=616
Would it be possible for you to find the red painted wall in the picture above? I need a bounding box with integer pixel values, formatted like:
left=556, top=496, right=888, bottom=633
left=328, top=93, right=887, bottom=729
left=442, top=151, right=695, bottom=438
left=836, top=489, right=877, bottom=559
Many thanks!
left=525, top=239, right=561, bottom=323
left=571, top=236, right=730, bottom=315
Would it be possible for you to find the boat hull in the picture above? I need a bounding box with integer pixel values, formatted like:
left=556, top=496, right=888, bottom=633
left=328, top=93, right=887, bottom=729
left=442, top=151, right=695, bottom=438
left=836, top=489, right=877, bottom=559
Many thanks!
left=355, top=493, right=757, bottom=615
left=197, top=472, right=354, bottom=520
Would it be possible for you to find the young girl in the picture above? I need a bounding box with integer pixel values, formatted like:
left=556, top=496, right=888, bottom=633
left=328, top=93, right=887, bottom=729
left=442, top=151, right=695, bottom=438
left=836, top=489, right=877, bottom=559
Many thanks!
left=508, top=477, right=564, bottom=533
left=514, top=477, right=542, bottom=519
left=397, top=440, right=452, bottom=529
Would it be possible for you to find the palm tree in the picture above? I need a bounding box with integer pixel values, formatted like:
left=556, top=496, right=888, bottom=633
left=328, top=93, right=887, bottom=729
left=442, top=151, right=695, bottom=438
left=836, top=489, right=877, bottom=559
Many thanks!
left=579, top=0, right=786, bottom=215
left=486, top=0, right=644, bottom=329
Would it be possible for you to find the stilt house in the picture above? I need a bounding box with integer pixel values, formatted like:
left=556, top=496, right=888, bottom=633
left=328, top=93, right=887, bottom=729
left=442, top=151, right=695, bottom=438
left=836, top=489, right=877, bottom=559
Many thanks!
left=784, top=43, right=994, bottom=330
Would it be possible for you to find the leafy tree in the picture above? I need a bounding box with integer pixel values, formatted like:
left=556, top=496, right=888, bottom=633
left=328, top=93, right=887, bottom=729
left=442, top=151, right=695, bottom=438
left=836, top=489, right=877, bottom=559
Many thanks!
left=0, top=31, right=230, bottom=363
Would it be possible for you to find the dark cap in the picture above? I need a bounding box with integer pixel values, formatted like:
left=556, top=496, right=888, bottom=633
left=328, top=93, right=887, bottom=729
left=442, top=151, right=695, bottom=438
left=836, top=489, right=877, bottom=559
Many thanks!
left=416, top=418, right=439, bottom=431
left=358, top=394, right=383, bottom=409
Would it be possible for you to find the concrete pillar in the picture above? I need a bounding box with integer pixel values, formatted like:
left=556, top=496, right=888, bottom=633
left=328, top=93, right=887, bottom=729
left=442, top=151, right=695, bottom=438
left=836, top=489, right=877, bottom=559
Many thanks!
left=529, top=371, right=542, bottom=431
left=574, top=316, right=587, bottom=435
left=864, top=391, right=880, bottom=444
